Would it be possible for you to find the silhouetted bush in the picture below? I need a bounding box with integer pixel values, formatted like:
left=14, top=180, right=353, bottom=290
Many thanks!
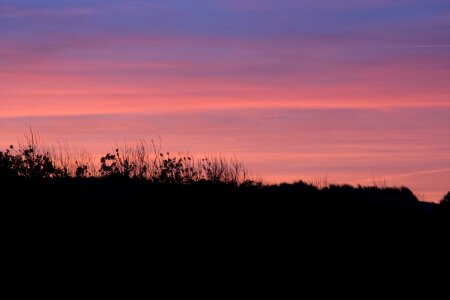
left=441, top=192, right=450, bottom=206
left=100, top=149, right=134, bottom=178
left=0, top=145, right=65, bottom=179
left=0, top=145, right=17, bottom=178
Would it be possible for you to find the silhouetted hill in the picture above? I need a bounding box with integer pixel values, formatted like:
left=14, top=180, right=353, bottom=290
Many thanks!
left=1, top=137, right=449, bottom=235
left=2, top=177, right=447, bottom=227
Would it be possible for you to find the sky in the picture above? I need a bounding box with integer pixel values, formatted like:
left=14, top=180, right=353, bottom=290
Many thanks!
left=0, top=0, right=449, bottom=201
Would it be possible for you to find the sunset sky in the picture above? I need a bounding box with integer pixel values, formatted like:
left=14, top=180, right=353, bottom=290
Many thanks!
left=1, top=0, right=449, bottom=201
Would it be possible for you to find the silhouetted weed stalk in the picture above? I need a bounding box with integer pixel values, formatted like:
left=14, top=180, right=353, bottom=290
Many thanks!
left=0, top=130, right=253, bottom=185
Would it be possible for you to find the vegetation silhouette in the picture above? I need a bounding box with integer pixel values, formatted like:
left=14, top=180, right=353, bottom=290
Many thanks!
left=1, top=131, right=449, bottom=234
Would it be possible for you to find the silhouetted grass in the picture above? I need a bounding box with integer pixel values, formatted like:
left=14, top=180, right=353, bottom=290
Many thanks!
left=1, top=130, right=251, bottom=185
left=1, top=131, right=449, bottom=233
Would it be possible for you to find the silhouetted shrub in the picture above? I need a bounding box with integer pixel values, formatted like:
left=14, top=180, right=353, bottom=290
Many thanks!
left=0, top=144, right=64, bottom=179
left=75, top=163, right=89, bottom=178
left=153, top=153, right=191, bottom=183
left=441, top=192, right=450, bottom=206
left=0, top=145, right=17, bottom=178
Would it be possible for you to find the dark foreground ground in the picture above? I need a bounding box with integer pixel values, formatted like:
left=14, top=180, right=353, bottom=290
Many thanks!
left=3, top=178, right=448, bottom=229
left=2, top=177, right=449, bottom=286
